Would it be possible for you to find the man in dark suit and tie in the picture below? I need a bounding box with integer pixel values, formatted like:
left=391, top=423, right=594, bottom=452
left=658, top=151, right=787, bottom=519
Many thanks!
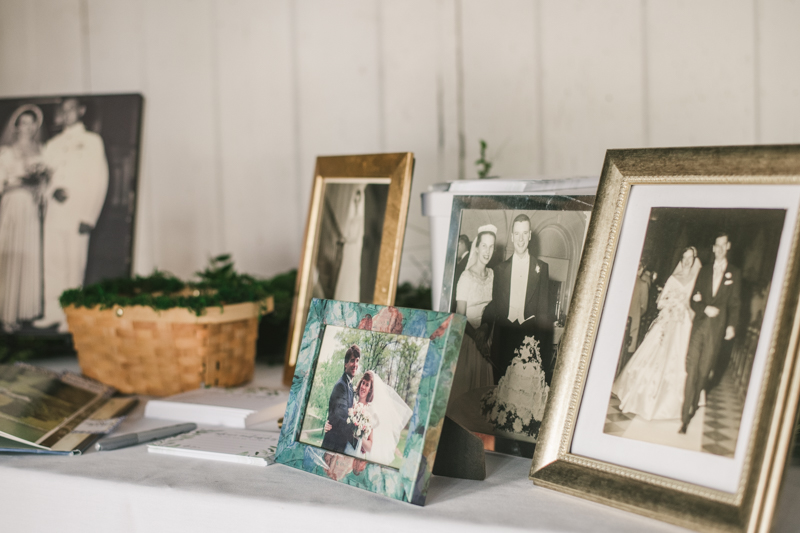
left=680, top=233, right=741, bottom=433
left=482, top=214, right=553, bottom=383
left=321, top=345, right=360, bottom=452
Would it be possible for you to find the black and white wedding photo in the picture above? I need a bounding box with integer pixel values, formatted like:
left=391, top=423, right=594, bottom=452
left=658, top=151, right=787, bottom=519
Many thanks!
left=605, top=207, right=786, bottom=457
left=0, top=94, right=142, bottom=336
left=441, top=195, right=593, bottom=455
left=298, top=318, right=429, bottom=469
left=313, top=181, right=389, bottom=304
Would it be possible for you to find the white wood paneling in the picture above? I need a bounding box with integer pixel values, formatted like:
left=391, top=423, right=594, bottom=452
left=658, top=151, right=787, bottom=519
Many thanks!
left=436, top=0, right=462, bottom=187
left=647, top=0, right=756, bottom=147
left=86, top=0, right=145, bottom=93
left=213, top=0, right=298, bottom=277
left=293, top=0, right=382, bottom=230
left=32, top=0, right=86, bottom=94
left=382, top=0, right=457, bottom=284
left=142, top=0, right=221, bottom=277
left=1, top=0, right=797, bottom=285
left=215, top=0, right=298, bottom=278
left=0, top=0, right=37, bottom=96
left=541, top=0, right=645, bottom=175
left=758, top=0, right=800, bottom=143
left=461, top=0, right=540, bottom=178
left=85, top=0, right=152, bottom=276
left=0, top=0, right=85, bottom=96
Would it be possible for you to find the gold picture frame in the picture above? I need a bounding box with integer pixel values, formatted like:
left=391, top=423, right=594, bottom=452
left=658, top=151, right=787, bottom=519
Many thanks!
left=283, top=153, right=414, bottom=385
left=530, top=146, right=800, bottom=533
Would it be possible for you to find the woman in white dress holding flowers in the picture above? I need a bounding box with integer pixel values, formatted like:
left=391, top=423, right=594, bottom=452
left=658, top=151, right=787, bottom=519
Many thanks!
left=327, top=370, right=413, bottom=466
left=612, top=246, right=702, bottom=420
left=0, top=104, right=50, bottom=331
left=450, top=224, right=497, bottom=401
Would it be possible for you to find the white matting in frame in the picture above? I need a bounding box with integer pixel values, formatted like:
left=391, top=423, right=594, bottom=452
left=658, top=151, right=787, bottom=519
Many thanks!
left=572, top=183, right=800, bottom=493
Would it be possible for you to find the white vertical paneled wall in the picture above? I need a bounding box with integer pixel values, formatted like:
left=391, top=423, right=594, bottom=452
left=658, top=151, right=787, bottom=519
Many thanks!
left=0, top=0, right=798, bottom=285
left=541, top=0, right=646, bottom=175
left=215, top=0, right=298, bottom=277
left=647, top=0, right=757, bottom=147
left=460, top=0, right=540, bottom=178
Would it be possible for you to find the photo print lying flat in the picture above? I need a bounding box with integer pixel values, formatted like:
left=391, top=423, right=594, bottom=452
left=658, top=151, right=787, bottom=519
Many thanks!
left=439, top=194, right=594, bottom=457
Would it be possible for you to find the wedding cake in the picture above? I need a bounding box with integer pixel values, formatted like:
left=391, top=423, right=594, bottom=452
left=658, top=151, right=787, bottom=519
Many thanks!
left=480, top=335, right=550, bottom=437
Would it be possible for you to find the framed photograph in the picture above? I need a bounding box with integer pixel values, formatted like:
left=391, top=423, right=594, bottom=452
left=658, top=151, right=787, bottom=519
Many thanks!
left=530, top=146, right=800, bottom=533
left=0, top=93, right=143, bottom=338
left=275, top=298, right=466, bottom=505
left=283, top=153, right=414, bottom=384
left=439, top=194, right=594, bottom=457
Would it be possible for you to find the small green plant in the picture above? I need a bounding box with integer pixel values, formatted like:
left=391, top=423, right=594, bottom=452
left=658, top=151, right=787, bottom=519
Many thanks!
left=60, top=254, right=274, bottom=316
left=475, top=139, right=493, bottom=179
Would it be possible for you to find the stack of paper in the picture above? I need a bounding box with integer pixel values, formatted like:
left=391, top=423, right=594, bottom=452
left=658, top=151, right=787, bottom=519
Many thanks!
left=144, top=386, right=289, bottom=429
left=148, top=428, right=280, bottom=466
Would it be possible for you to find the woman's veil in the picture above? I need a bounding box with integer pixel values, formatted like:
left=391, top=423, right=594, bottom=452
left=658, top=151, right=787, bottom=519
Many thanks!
left=366, top=372, right=413, bottom=465
left=670, top=246, right=702, bottom=286
left=0, top=104, right=46, bottom=147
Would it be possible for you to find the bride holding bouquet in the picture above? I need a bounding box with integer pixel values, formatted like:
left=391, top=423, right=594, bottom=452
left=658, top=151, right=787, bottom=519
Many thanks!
left=326, top=369, right=413, bottom=466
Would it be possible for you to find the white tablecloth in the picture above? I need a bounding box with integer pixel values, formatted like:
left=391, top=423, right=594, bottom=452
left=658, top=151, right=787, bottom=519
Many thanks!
left=2, top=358, right=799, bottom=533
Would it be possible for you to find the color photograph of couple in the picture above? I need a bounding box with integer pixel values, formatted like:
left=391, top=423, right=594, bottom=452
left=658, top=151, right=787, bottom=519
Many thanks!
left=299, top=323, right=429, bottom=468
left=0, top=94, right=142, bottom=336
left=605, top=207, right=786, bottom=457
left=442, top=195, right=593, bottom=456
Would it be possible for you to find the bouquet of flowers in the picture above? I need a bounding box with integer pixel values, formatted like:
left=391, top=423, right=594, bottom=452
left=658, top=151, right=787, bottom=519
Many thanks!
left=480, top=335, right=550, bottom=437
left=347, top=400, right=373, bottom=440
left=20, top=163, right=51, bottom=188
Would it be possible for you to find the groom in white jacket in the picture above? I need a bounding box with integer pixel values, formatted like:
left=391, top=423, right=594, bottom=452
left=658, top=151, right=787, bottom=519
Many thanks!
left=35, top=98, right=108, bottom=331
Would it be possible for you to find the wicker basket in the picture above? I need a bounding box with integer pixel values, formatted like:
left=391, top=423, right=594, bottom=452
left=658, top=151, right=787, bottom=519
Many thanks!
left=64, top=297, right=273, bottom=396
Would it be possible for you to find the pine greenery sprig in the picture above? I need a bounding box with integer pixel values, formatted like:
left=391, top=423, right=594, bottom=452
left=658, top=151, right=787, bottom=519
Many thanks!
left=59, top=254, right=275, bottom=316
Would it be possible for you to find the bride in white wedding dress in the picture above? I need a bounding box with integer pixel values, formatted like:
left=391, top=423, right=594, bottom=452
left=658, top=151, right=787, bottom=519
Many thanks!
left=365, top=371, right=413, bottom=465
left=332, top=370, right=413, bottom=466
left=612, top=247, right=702, bottom=421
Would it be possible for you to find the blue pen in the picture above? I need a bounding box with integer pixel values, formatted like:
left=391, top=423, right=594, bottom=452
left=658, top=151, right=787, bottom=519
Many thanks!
left=95, top=423, right=197, bottom=451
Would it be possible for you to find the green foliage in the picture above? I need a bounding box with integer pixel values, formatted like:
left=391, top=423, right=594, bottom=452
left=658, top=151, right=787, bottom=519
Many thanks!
left=303, top=354, right=345, bottom=440
left=60, top=254, right=274, bottom=317
left=394, top=282, right=432, bottom=311
left=0, top=335, right=75, bottom=365
left=475, top=139, right=493, bottom=179
left=254, top=269, right=296, bottom=365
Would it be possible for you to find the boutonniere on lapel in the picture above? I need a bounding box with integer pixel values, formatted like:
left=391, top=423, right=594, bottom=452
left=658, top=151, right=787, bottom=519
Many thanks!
left=724, top=271, right=733, bottom=285
left=693, top=291, right=702, bottom=302
left=535, top=264, right=540, bottom=274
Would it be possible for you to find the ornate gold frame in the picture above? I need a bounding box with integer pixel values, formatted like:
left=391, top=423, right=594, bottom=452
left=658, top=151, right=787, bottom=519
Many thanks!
left=530, top=146, right=800, bottom=533
left=282, top=153, right=414, bottom=385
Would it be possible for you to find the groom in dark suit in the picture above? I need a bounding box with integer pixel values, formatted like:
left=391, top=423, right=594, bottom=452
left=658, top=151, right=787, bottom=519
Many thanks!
left=680, top=233, right=741, bottom=433
left=482, top=214, right=553, bottom=383
left=321, top=345, right=360, bottom=452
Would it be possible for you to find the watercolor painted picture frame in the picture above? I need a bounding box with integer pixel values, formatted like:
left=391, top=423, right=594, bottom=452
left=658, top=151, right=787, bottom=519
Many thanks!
left=275, top=298, right=466, bottom=505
